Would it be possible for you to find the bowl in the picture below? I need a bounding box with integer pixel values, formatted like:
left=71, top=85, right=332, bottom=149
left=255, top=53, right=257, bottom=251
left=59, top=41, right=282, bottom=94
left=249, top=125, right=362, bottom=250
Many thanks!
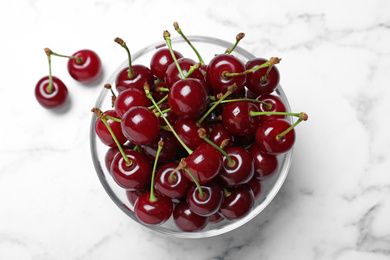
left=90, top=35, right=293, bottom=238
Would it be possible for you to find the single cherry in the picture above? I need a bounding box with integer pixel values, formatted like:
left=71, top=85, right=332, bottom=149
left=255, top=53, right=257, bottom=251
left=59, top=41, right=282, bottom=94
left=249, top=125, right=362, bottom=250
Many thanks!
left=209, top=122, right=234, bottom=148
left=222, top=100, right=260, bottom=135
left=247, top=177, right=263, bottom=200
left=94, top=110, right=127, bottom=147
left=247, top=144, right=278, bottom=179
left=114, top=87, right=151, bottom=118
left=140, top=131, right=178, bottom=163
left=255, top=94, right=286, bottom=123
left=134, top=191, right=173, bottom=225
left=164, top=57, right=205, bottom=89
left=154, top=161, right=190, bottom=199
left=186, top=181, right=223, bottom=217
left=67, top=49, right=102, bottom=84
left=35, top=76, right=68, bottom=109
left=219, top=186, right=255, bottom=220
left=173, top=117, right=209, bottom=150
left=245, top=57, right=280, bottom=96
left=173, top=201, right=209, bottom=232
left=150, top=48, right=183, bottom=79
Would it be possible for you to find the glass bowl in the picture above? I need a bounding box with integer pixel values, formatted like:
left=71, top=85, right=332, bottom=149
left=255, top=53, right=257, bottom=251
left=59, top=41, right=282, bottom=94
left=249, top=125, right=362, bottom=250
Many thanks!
left=90, top=35, right=293, bottom=238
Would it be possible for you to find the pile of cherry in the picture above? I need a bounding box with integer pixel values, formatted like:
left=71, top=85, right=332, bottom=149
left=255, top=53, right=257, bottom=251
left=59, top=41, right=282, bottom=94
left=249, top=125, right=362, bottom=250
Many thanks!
left=91, top=25, right=308, bottom=232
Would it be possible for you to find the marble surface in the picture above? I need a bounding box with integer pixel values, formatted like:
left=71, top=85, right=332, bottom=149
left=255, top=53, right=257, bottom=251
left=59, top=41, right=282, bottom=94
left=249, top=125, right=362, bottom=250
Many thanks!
left=1, top=0, right=390, bottom=259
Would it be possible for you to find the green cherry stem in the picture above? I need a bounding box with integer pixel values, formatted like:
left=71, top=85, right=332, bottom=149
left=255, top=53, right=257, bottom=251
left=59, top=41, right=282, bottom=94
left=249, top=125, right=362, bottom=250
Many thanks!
left=223, top=57, right=281, bottom=78
left=173, top=22, right=205, bottom=65
left=148, top=94, right=169, bottom=110
left=249, top=111, right=302, bottom=118
left=196, top=83, right=237, bottom=127
left=144, top=84, right=193, bottom=155
left=91, top=107, right=132, bottom=167
left=114, top=37, right=135, bottom=79
left=227, top=33, right=245, bottom=54
left=211, top=98, right=272, bottom=110
left=181, top=159, right=205, bottom=198
left=198, top=128, right=235, bottom=168
left=149, top=141, right=164, bottom=202
left=44, top=48, right=54, bottom=93
left=276, top=113, right=308, bottom=141
left=164, top=30, right=185, bottom=79
left=184, top=62, right=201, bottom=78
left=45, top=47, right=83, bottom=64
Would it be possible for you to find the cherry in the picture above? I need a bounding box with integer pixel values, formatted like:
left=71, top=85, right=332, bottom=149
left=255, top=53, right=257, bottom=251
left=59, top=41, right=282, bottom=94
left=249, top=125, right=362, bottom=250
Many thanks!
left=185, top=142, right=223, bottom=184
left=134, top=191, right=173, bottom=225
left=121, top=106, right=160, bottom=145
left=186, top=181, right=223, bottom=217
left=255, top=119, right=296, bottom=155
left=114, top=38, right=154, bottom=93
left=209, top=122, right=234, bottom=148
left=209, top=212, right=224, bottom=224
left=154, top=161, right=190, bottom=199
left=156, top=102, right=177, bottom=126
left=247, top=144, right=278, bottom=179
left=219, top=186, right=255, bottom=220
left=173, top=201, right=209, bottom=232
left=105, top=142, right=135, bottom=173
left=173, top=117, right=209, bottom=150
left=94, top=109, right=127, bottom=147
left=255, top=94, right=286, bottom=123
left=110, top=149, right=152, bottom=190
left=35, top=76, right=68, bottom=109
left=140, top=131, right=178, bottom=163
left=219, top=146, right=255, bottom=187
left=205, top=53, right=246, bottom=95
left=168, top=78, right=209, bottom=118
left=164, top=57, right=205, bottom=89
left=67, top=49, right=102, bottom=84
left=222, top=100, right=260, bottom=135
left=150, top=48, right=183, bottom=79
left=245, top=57, right=280, bottom=96
left=114, top=87, right=151, bottom=118
left=247, top=177, right=263, bottom=200
left=126, top=188, right=148, bottom=206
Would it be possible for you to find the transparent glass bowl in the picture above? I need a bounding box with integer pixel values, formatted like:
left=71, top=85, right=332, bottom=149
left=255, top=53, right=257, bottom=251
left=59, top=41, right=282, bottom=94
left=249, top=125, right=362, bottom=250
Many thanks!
left=90, top=36, right=293, bottom=238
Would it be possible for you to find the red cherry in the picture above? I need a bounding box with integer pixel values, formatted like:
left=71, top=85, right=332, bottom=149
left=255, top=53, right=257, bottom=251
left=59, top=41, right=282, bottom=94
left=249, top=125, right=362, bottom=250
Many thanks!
left=67, top=49, right=102, bottom=84
left=154, top=162, right=190, bottom=199
left=222, top=100, right=260, bottom=135
left=186, top=181, right=223, bottom=217
left=104, top=142, right=135, bottom=173
left=115, top=65, right=154, bottom=93
left=168, top=78, right=210, bottom=118
left=255, top=119, right=295, bottom=155
left=209, top=122, right=234, bottom=148
left=255, top=94, right=286, bottom=123
left=114, top=87, right=151, bottom=118
left=219, top=186, right=255, bottom=220
left=150, top=48, right=183, bottom=79
left=173, top=117, right=209, bottom=150
left=245, top=58, right=280, bottom=96
left=206, top=54, right=246, bottom=95
left=35, top=76, right=68, bottom=109
left=134, top=191, right=173, bottom=225
left=173, top=201, right=209, bottom=232
left=140, top=131, right=178, bottom=163
left=164, top=58, right=205, bottom=89
left=126, top=188, right=148, bottom=206
left=247, top=177, right=263, bottom=200
left=247, top=144, right=278, bottom=179
left=209, top=212, right=224, bottom=224
left=95, top=110, right=127, bottom=147
left=157, top=102, right=177, bottom=126
left=121, top=106, right=160, bottom=145
left=110, top=149, right=152, bottom=190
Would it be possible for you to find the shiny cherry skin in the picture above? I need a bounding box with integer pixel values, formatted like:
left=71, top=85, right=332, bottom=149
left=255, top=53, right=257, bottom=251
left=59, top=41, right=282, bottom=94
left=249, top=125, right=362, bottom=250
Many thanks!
left=157, top=102, right=177, bottom=126
left=110, top=149, right=152, bottom=190
left=222, top=100, right=260, bottom=135
left=140, top=131, right=178, bottom=163
left=104, top=142, right=135, bottom=172
left=168, top=78, right=210, bottom=118
left=247, top=144, right=278, bottom=179
left=219, top=147, right=255, bottom=187
left=186, top=181, right=223, bottom=217
left=209, top=122, right=234, bottom=148
left=173, top=201, right=209, bottom=232
left=35, top=76, right=68, bottom=109
left=219, top=186, right=255, bottom=220
left=115, top=64, right=154, bottom=93
left=173, top=117, right=209, bottom=150
left=126, top=187, right=148, bottom=206
left=255, top=94, right=286, bottom=123
left=255, top=119, right=295, bottom=155
left=150, top=48, right=183, bottom=79
left=114, top=87, right=151, bottom=118
left=67, top=49, right=102, bottom=84
left=121, top=106, right=160, bottom=145
left=134, top=191, right=173, bottom=225
left=95, top=110, right=127, bottom=147
left=206, top=54, right=246, bottom=95
left=185, top=143, right=223, bottom=184
left=164, top=58, right=205, bottom=89
left=245, top=57, right=280, bottom=96
left=154, top=162, right=190, bottom=199
left=247, top=177, right=263, bottom=200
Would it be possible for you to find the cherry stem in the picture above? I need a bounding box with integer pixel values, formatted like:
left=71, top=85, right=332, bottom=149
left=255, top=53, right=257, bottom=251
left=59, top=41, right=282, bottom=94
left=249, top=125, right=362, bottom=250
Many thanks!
left=44, top=48, right=53, bottom=93
left=91, top=108, right=132, bottom=167
left=223, top=187, right=232, bottom=198
left=168, top=158, right=186, bottom=183
left=227, top=33, right=245, bottom=54
left=276, top=113, right=308, bottom=141
left=196, top=84, right=237, bottom=127
left=249, top=111, right=301, bottom=118
left=104, top=84, right=117, bottom=108
left=198, top=128, right=235, bottom=168
left=148, top=94, right=169, bottom=110
left=260, top=64, right=273, bottom=83
left=163, top=30, right=186, bottom=79
left=223, top=57, right=281, bottom=78
left=211, top=98, right=272, bottom=110
left=114, top=37, right=135, bottom=79
left=182, top=159, right=204, bottom=198
left=45, top=48, right=83, bottom=64
left=144, top=84, right=193, bottom=155
left=149, top=141, right=164, bottom=202
left=173, top=22, right=205, bottom=65
left=184, top=63, right=201, bottom=78
left=155, top=87, right=170, bottom=92
left=133, top=145, right=141, bottom=152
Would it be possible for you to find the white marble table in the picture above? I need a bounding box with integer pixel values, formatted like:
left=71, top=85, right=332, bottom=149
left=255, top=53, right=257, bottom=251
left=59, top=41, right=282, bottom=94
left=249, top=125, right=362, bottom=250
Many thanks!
left=1, top=0, right=389, bottom=259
